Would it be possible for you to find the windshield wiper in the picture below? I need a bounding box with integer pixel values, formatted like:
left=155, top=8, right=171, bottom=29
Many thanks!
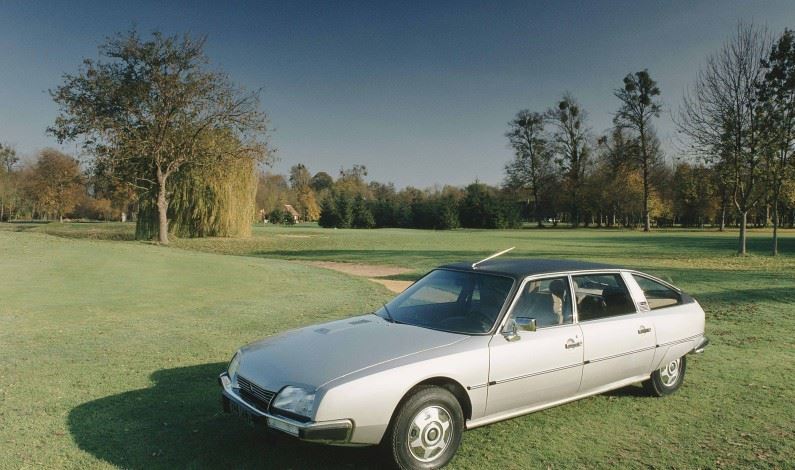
left=380, top=302, right=395, bottom=323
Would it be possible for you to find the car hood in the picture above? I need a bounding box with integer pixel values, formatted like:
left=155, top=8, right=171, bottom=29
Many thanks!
left=236, top=314, right=467, bottom=392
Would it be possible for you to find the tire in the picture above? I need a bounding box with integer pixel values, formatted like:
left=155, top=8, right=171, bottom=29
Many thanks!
left=383, top=385, right=464, bottom=470
left=643, top=355, right=687, bottom=397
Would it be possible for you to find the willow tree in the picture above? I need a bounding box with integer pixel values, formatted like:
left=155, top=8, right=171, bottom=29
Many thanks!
left=135, top=130, right=259, bottom=238
left=50, top=29, right=269, bottom=244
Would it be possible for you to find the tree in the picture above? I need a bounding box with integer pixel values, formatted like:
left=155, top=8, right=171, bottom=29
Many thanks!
left=336, top=164, right=369, bottom=197
left=317, top=197, right=339, bottom=228
left=0, top=143, right=20, bottom=221
left=256, top=172, right=289, bottom=215
left=297, top=187, right=321, bottom=221
left=547, top=94, right=590, bottom=227
left=31, top=149, right=84, bottom=222
left=50, top=29, right=270, bottom=244
left=351, top=194, right=375, bottom=228
left=504, top=110, right=551, bottom=227
left=288, top=163, right=320, bottom=221
left=289, top=163, right=312, bottom=189
left=0, top=143, right=18, bottom=172
left=614, top=70, right=663, bottom=232
left=677, top=23, right=771, bottom=254
left=593, top=129, right=643, bottom=226
left=673, top=162, right=719, bottom=227
left=757, top=29, right=795, bottom=255
left=310, top=171, right=334, bottom=192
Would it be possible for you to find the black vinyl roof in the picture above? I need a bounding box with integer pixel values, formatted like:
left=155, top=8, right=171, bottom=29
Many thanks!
left=439, top=258, right=620, bottom=280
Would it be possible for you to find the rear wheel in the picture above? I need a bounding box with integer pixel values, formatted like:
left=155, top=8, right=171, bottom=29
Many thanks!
left=644, top=355, right=687, bottom=396
left=383, top=385, right=463, bottom=469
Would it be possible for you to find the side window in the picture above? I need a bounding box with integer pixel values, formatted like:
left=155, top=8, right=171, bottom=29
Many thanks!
left=572, top=273, right=636, bottom=321
left=632, top=275, right=683, bottom=310
left=510, top=276, right=573, bottom=328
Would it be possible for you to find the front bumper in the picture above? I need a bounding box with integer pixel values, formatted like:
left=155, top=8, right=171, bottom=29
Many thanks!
left=218, top=373, right=354, bottom=444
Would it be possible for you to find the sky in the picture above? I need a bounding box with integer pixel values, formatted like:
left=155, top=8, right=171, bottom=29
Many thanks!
left=2, top=1, right=795, bottom=188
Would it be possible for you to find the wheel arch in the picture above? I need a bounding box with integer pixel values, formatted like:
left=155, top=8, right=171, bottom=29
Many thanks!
left=393, top=376, right=473, bottom=423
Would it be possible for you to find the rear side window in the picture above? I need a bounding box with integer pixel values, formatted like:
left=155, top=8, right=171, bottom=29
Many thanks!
left=632, top=275, right=683, bottom=310
left=572, top=273, right=636, bottom=321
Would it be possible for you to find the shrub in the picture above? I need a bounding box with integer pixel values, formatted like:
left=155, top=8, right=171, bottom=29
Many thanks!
left=268, top=208, right=286, bottom=224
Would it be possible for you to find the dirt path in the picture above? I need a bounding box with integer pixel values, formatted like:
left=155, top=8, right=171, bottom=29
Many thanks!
left=306, top=261, right=413, bottom=293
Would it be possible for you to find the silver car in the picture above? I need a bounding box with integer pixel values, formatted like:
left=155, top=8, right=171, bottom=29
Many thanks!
left=219, top=258, right=708, bottom=469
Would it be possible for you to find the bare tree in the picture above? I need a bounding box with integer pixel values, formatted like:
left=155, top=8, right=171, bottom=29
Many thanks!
left=504, top=110, right=551, bottom=227
left=547, top=94, right=590, bottom=227
left=677, top=23, right=770, bottom=255
left=614, top=70, right=663, bottom=232
left=757, top=29, right=795, bottom=255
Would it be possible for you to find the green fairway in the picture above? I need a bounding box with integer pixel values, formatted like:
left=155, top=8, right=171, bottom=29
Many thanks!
left=1, top=223, right=793, bottom=468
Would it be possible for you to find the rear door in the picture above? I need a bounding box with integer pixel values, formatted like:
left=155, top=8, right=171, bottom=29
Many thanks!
left=628, top=273, right=704, bottom=370
left=486, top=275, right=584, bottom=415
left=574, top=272, right=656, bottom=393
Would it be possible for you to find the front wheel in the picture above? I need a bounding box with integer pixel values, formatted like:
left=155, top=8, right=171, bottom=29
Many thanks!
left=383, top=385, right=464, bottom=469
left=643, top=355, right=687, bottom=396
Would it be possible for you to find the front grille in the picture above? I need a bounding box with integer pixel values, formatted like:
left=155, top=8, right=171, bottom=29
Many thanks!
left=237, top=375, right=276, bottom=412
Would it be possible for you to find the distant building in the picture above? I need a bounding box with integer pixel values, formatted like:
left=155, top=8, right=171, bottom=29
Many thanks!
left=284, top=204, right=300, bottom=222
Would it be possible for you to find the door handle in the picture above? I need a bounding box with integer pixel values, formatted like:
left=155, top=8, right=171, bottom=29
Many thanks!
left=638, top=326, right=652, bottom=334
left=565, top=339, right=582, bottom=349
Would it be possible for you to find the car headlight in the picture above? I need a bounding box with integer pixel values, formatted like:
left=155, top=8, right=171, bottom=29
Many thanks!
left=271, top=386, right=316, bottom=419
left=227, top=352, right=241, bottom=387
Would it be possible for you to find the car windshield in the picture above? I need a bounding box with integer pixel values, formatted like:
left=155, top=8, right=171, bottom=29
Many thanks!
left=376, top=269, right=514, bottom=334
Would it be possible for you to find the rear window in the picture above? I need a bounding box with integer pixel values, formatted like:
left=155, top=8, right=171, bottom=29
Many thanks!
left=632, top=275, right=684, bottom=310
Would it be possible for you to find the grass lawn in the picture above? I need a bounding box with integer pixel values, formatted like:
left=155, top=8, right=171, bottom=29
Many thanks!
left=1, top=222, right=793, bottom=468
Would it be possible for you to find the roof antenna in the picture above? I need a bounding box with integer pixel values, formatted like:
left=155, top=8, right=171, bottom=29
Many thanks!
left=472, top=247, right=515, bottom=269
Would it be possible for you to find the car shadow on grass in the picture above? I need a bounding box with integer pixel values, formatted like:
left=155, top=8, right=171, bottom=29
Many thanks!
left=68, top=363, right=383, bottom=469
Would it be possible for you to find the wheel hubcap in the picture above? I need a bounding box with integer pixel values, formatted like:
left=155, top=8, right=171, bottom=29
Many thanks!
left=407, top=405, right=453, bottom=462
left=659, top=358, right=680, bottom=387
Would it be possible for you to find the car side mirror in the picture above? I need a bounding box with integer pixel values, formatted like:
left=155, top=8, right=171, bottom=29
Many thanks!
left=502, top=319, right=520, bottom=342
left=515, top=317, right=537, bottom=332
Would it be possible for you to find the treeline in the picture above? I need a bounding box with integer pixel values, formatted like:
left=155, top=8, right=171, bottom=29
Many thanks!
left=257, top=163, right=523, bottom=230
left=501, top=24, right=795, bottom=254
left=0, top=145, right=133, bottom=222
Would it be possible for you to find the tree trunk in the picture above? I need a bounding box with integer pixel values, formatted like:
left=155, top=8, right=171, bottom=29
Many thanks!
left=156, top=169, right=170, bottom=245
left=533, top=188, right=542, bottom=228
left=738, top=211, right=748, bottom=255
left=640, top=127, right=651, bottom=232
left=772, top=200, right=779, bottom=256
left=719, top=204, right=726, bottom=232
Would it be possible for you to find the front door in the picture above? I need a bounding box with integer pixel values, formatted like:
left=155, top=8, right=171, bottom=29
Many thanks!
left=486, top=276, right=584, bottom=416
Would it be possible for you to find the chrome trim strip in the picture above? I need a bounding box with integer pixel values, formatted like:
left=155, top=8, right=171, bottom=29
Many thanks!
left=467, top=383, right=488, bottom=390
left=587, top=345, right=657, bottom=364
left=656, top=334, right=701, bottom=349
left=490, top=362, right=582, bottom=385
left=466, top=373, right=651, bottom=430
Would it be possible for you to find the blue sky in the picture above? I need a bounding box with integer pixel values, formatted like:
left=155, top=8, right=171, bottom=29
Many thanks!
left=1, top=1, right=794, bottom=187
